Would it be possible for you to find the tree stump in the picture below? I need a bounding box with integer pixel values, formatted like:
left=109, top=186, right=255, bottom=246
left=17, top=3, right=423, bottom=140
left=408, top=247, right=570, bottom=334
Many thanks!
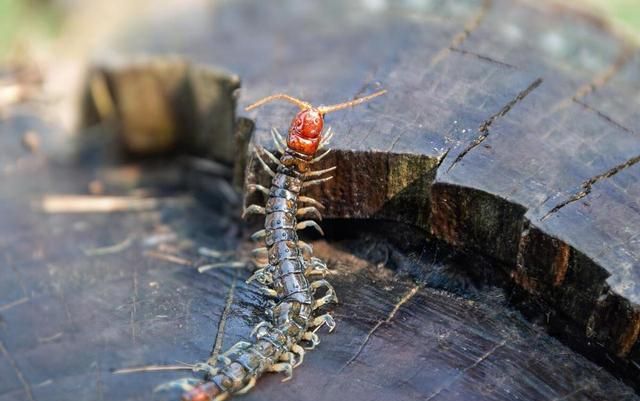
left=1, top=0, right=639, bottom=400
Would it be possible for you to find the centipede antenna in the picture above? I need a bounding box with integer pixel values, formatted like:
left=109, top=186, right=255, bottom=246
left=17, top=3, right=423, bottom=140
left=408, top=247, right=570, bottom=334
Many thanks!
left=245, top=93, right=312, bottom=111
left=317, top=89, right=387, bottom=114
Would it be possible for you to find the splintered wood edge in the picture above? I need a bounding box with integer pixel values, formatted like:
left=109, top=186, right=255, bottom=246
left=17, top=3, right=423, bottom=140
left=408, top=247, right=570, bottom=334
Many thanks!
left=80, top=57, right=241, bottom=162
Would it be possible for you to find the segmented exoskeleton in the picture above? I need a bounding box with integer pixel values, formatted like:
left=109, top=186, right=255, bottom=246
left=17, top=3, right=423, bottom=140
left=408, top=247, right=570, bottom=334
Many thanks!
left=181, top=89, right=386, bottom=401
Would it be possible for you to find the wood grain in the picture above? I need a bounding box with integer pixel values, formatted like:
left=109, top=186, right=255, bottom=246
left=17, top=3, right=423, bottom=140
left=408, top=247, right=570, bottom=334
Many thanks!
left=71, top=0, right=640, bottom=396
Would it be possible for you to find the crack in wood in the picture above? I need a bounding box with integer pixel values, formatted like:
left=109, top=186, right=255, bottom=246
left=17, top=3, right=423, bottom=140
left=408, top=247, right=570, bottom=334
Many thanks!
left=424, top=340, right=507, bottom=400
left=0, top=338, right=34, bottom=401
left=541, top=154, right=640, bottom=220
left=429, top=0, right=493, bottom=67
left=338, top=285, right=421, bottom=373
left=209, top=270, right=238, bottom=362
left=573, top=99, right=635, bottom=136
left=449, top=47, right=516, bottom=69
left=436, top=148, right=451, bottom=169
left=446, top=78, right=543, bottom=172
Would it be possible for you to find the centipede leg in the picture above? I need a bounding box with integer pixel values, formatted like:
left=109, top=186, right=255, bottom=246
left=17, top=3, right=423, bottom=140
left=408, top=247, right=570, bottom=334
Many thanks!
left=260, top=287, right=278, bottom=298
left=318, top=126, right=334, bottom=149
left=296, top=206, right=323, bottom=221
left=313, top=296, right=337, bottom=310
left=279, top=351, right=296, bottom=365
left=256, top=144, right=283, bottom=167
left=279, top=346, right=303, bottom=369
left=297, top=240, right=313, bottom=257
left=251, top=247, right=268, bottom=258
left=313, top=257, right=330, bottom=270
left=310, top=148, right=331, bottom=164
left=252, top=254, right=268, bottom=267
left=246, top=267, right=273, bottom=285
left=311, top=279, right=338, bottom=299
left=218, top=353, right=233, bottom=365
left=290, top=344, right=305, bottom=367
left=252, top=256, right=269, bottom=269
left=247, top=183, right=270, bottom=196
left=271, top=127, right=286, bottom=152
left=298, top=195, right=325, bottom=210
left=302, top=176, right=333, bottom=188
left=235, top=376, right=257, bottom=395
left=243, top=204, right=266, bottom=218
left=301, top=331, right=320, bottom=350
left=254, top=150, right=276, bottom=177
left=268, top=362, right=293, bottom=381
left=305, top=257, right=329, bottom=276
left=296, top=220, right=324, bottom=236
left=311, top=313, right=336, bottom=332
left=312, top=280, right=339, bottom=310
left=250, top=229, right=267, bottom=241
left=305, top=166, right=337, bottom=179
left=251, top=321, right=272, bottom=339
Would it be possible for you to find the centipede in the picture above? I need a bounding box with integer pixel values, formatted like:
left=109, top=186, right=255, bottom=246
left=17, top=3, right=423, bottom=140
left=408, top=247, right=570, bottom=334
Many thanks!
left=179, top=88, right=386, bottom=401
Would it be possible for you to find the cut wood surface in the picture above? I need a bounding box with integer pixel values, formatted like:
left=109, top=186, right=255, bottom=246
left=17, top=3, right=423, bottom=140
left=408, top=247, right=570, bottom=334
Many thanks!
left=82, top=0, right=640, bottom=382
left=2, top=0, right=638, bottom=400
left=0, top=112, right=638, bottom=401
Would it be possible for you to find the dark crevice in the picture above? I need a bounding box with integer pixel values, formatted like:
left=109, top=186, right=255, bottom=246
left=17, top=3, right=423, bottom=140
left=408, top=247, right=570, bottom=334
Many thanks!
left=436, top=147, right=450, bottom=169
left=449, top=47, right=516, bottom=69
left=446, top=77, right=543, bottom=172
left=541, top=154, right=640, bottom=220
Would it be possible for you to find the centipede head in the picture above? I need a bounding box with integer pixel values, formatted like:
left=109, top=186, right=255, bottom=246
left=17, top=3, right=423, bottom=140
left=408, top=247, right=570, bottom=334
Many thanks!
left=287, top=108, right=324, bottom=155
left=245, top=89, right=386, bottom=156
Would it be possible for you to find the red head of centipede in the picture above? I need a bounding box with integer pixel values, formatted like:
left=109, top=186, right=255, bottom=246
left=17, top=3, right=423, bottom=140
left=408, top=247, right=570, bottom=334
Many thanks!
left=287, top=108, right=324, bottom=155
left=244, top=89, right=386, bottom=157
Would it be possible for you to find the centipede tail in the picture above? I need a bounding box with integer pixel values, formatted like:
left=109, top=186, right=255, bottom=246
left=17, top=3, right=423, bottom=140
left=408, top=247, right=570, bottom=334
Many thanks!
left=181, top=89, right=385, bottom=401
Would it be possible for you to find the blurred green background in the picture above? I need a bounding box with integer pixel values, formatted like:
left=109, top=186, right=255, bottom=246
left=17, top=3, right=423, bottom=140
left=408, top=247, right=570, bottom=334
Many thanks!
left=0, top=0, right=638, bottom=62
left=590, top=0, right=640, bottom=33
left=0, top=0, right=62, bottom=60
